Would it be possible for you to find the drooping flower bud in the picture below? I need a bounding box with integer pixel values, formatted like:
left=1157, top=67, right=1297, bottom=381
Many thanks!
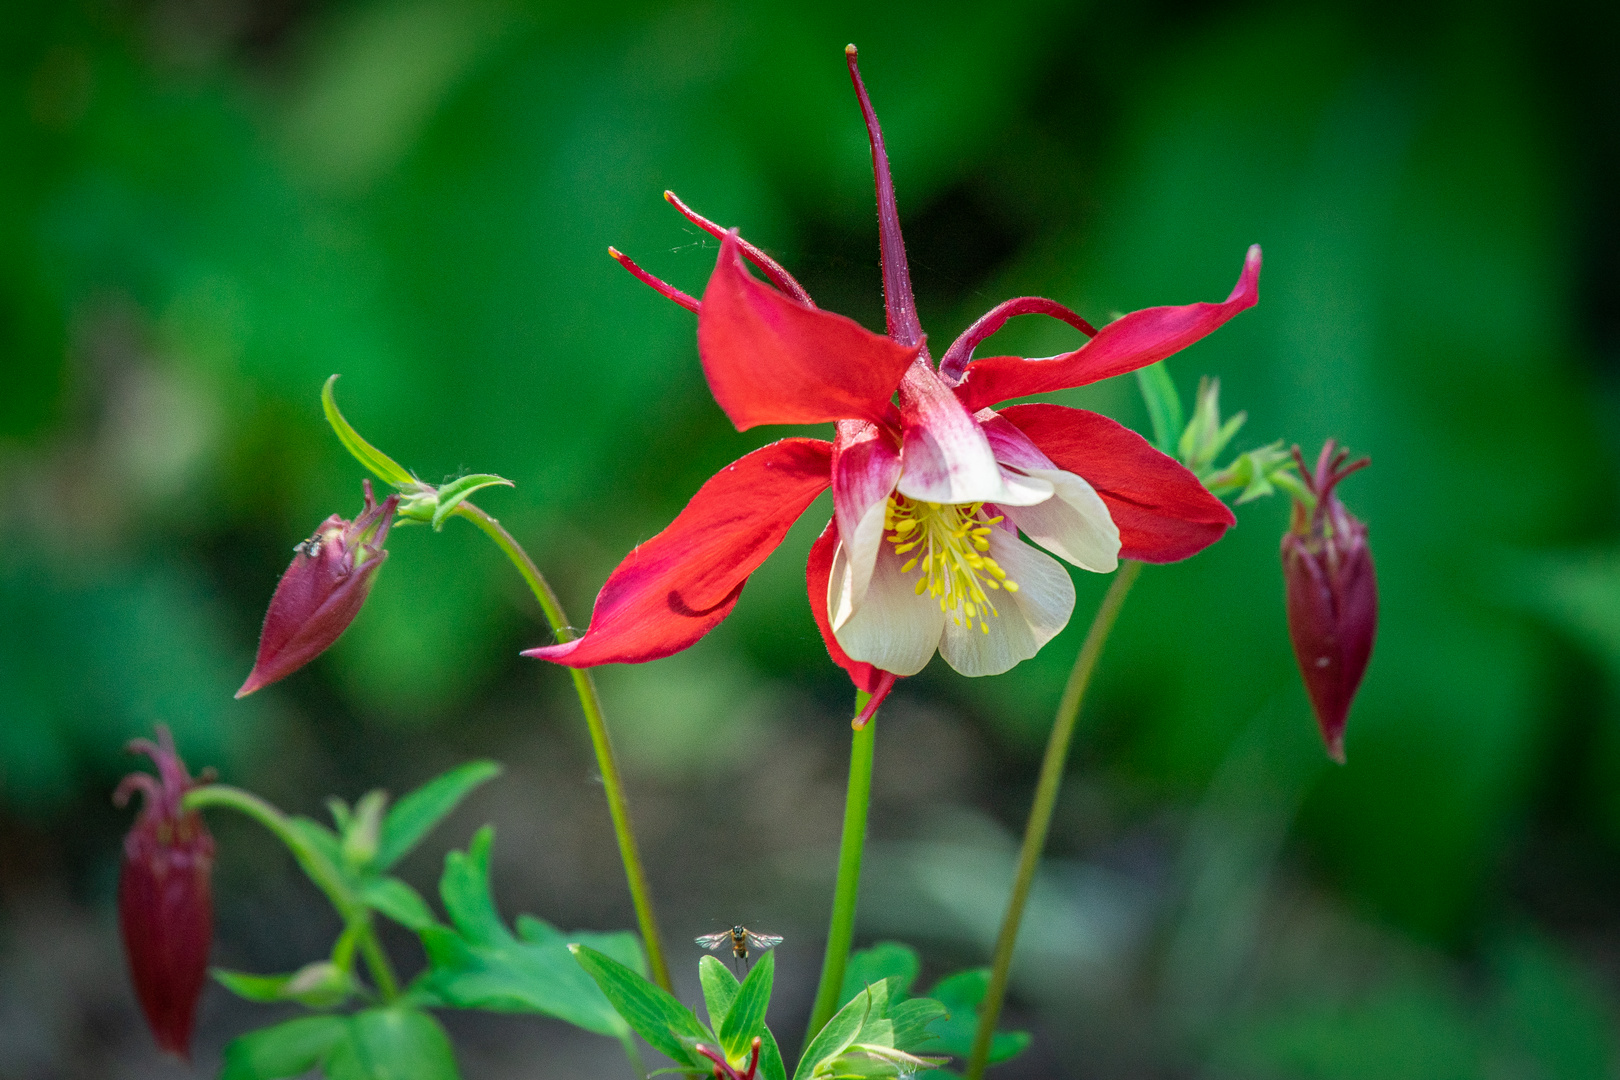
left=114, top=727, right=215, bottom=1058
left=1281, top=441, right=1376, bottom=762
left=237, top=480, right=400, bottom=697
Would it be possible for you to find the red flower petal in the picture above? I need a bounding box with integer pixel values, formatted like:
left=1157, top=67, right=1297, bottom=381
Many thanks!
left=528, top=439, right=834, bottom=666
left=697, top=233, right=919, bottom=431
left=954, top=245, right=1262, bottom=412
left=998, top=404, right=1235, bottom=563
left=806, top=517, right=892, bottom=694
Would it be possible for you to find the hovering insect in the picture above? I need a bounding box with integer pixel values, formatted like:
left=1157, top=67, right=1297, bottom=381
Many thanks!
left=696, top=926, right=783, bottom=974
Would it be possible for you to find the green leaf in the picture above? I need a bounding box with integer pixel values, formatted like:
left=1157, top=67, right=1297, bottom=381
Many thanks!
left=839, top=942, right=920, bottom=1008
left=720, top=949, right=774, bottom=1061
left=322, top=375, right=417, bottom=488
left=323, top=1007, right=461, bottom=1080
left=221, top=1015, right=347, bottom=1080
left=431, top=474, right=514, bottom=531
left=759, top=1026, right=789, bottom=1080
left=1135, top=361, right=1184, bottom=454
left=418, top=827, right=632, bottom=1038
left=214, top=961, right=356, bottom=1009
left=376, top=761, right=501, bottom=871
left=699, top=954, right=741, bottom=1031
left=795, top=981, right=885, bottom=1080
left=361, top=876, right=438, bottom=932
left=571, top=944, right=713, bottom=1068
left=923, top=969, right=1031, bottom=1065
left=889, top=998, right=949, bottom=1055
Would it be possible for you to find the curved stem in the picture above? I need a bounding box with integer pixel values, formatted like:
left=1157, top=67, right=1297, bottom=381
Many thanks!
left=452, top=501, right=672, bottom=992
left=964, top=561, right=1143, bottom=1078
left=805, top=690, right=878, bottom=1043
left=182, top=784, right=401, bottom=1001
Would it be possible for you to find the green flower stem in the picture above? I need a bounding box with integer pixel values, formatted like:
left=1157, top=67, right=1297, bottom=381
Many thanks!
left=965, top=560, right=1143, bottom=1079
left=452, top=501, right=672, bottom=992
left=805, top=690, right=878, bottom=1043
left=182, top=784, right=400, bottom=1001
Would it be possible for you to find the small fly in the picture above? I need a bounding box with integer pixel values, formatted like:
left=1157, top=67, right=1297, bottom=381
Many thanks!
left=696, top=926, right=783, bottom=974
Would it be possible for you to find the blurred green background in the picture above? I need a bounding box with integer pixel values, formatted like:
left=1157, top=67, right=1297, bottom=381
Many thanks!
left=4, top=0, right=1620, bottom=1075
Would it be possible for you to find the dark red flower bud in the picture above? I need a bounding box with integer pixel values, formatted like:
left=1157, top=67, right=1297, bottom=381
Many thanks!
left=1282, top=441, right=1376, bottom=763
left=237, top=480, right=400, bottom=697
left=114, top=726, right=215, bottom=1059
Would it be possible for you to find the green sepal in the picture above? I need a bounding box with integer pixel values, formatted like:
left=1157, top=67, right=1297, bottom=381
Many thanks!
left=322, top=375, right=417, bottom=488
left=418, top=827, right=634, bottom=1038
left=570, top=943, right=714, bottom=1068
left=375, top=761, right=501, bottom=871
left=214, top=961, right=359, bottom=1009
left=431, top=474, right=514, bottom=530
left=341, top=790, right=387, bottom=871
left=699, top=954, right=741, bottom=1032
left=221, top=1015, right=349, bottom=1080
left=1135, top=361, right=1184, bottom=455
left=720, top=949, right=774, bottom=1062
left=1203, top=440, right=1301, bottom=504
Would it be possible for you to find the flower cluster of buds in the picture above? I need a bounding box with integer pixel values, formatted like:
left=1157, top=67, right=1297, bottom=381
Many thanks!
left=1282, top=441, right=1376, bottom=761
left=114, top=727, right=214, bottom=1058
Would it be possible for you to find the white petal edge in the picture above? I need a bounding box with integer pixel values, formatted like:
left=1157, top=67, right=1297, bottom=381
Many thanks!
left=830, top=496, right=892, bottom=631
left=829, top=540, right=945, bottom=676
left=938, top=529, right=1076, bottom=678
left=1001, top=467, right=1120, bottom=573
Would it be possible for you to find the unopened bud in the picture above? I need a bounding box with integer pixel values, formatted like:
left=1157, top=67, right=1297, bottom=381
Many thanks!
left=114, top=727, right=214, bottom=1059
left=237, top=480, right=400, bottom=697
left=1282, top=441, right=1376, bottom=762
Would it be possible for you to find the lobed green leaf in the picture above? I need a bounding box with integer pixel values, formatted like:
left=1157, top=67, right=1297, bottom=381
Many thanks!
left=322, top=1007, right=461, bottom=1080
left=221, top=1016, right=348, bottom=1080
left=361, top=876, right=438, bottom=932
left=376, top=761, right=501, bottom=871
left=839, top=942, right=920, bottom=1008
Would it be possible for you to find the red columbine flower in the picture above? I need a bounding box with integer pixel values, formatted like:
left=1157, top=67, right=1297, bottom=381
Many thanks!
left=1282, top=441, right=1376, bottom=762
left=529, top=46, right=1256, bottom=717
left=114, top=727, right=215, bottom=1059
left=237, top=480, right=400, bottom=697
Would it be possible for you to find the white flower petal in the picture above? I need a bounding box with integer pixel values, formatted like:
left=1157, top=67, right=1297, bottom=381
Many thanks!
left=939, top=531, right=1076, bottom=677
left=830, top=540, right=945, bottom=676
left=1001, top=467, right=1120, bottom=573
left=829, top=499, right=893, bottom=629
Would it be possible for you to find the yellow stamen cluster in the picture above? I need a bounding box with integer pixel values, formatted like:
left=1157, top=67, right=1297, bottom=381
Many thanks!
left=885, top=495, right=1019, bottom=635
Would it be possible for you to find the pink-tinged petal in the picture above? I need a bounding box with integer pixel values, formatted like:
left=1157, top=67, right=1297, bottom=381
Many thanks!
left=829, top=531, right=945, bottom=677
left=697, top=232, right=918, bottom=431
left=998, top=404, right=1235, bottom=562
left=938, top=297, right=1098, bottom=384
left=897, top=361, right=1052, bottom=507
left=807, top=519, right=896, bottom=695
left=938, top=530, right=1075, bottom=677
left=954, top=245, right=1262, bottom=411
left=528, top=439, right=833, bottom=667
left=1000, top=467, right=1120, bottom=573
left=832, top=421, right=903, bottom=613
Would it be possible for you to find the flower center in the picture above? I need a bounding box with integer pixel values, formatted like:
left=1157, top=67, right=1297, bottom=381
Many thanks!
left=885, top=495, right=1019, bottom=634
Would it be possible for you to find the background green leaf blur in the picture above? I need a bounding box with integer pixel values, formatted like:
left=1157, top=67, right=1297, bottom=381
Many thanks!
left=3, top=0, right=1618, bottom=1076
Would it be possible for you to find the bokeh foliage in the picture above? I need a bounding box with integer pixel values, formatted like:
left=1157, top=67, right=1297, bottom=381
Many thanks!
left=3, top=0, right=1619, bottom=1075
